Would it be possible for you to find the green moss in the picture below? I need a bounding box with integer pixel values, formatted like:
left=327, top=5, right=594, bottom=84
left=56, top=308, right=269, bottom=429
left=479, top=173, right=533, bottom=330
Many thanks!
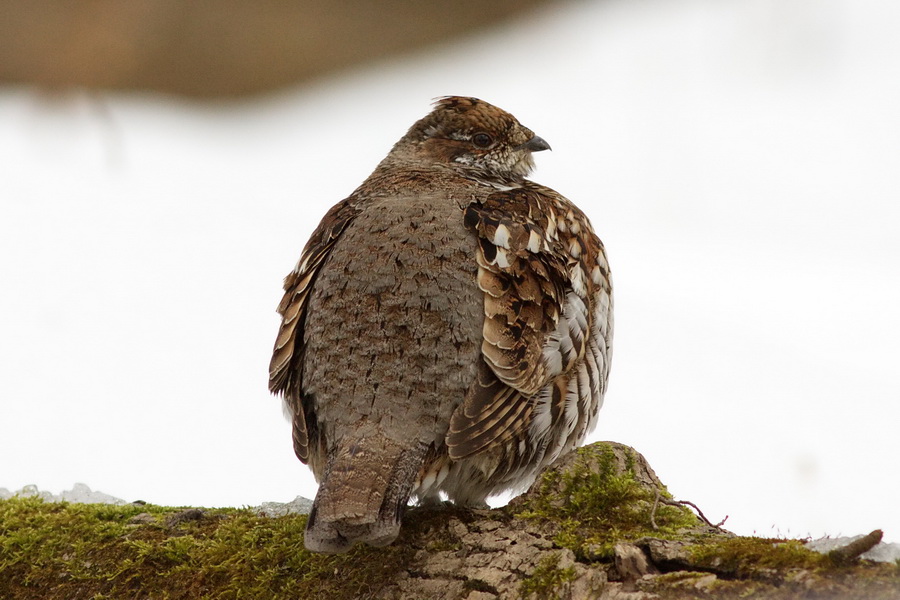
left=519, top=552, right=576, bottom=599
left=646, top=562, right=900, bottom=600
left=5, top=445, right=897, bottom=600
left=688, top=537, right=828, bottom=578
left=514, top=444, right=700, bottom=561
left=0, top=496, right=415, bottom=600
left=424, top=537, right=462, bottom=553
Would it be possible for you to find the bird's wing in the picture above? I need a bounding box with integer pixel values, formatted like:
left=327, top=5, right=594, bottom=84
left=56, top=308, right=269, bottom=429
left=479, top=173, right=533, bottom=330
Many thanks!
left=269, top=197, right=362, bottom=463
left=447, top=185, right=613, bottom=460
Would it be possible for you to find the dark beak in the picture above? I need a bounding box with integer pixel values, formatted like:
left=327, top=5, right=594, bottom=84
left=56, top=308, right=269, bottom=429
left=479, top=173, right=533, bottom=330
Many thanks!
left=519, top=135, right=552, bottom=153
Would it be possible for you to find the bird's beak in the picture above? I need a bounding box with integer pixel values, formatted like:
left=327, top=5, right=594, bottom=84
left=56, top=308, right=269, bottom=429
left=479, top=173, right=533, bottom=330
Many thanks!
left=519, top=135, right=552, bottom=153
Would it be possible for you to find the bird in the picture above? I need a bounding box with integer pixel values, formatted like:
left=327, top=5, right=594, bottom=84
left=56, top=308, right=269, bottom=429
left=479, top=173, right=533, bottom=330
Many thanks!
left=269, top=96, right=613, bottom=554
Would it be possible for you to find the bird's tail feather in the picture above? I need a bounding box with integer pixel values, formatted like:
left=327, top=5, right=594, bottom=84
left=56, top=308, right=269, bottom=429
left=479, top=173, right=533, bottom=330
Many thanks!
left=304, top=434, right=428, bottom=553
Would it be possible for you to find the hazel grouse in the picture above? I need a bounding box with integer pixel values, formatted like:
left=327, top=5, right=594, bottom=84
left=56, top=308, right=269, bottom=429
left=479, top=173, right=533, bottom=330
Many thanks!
left=269, top=96, right=613, bottom=553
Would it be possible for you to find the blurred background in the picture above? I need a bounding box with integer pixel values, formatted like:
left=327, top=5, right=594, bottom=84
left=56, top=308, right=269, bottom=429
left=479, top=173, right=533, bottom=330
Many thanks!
left=1, top=0, right=898, bottom=543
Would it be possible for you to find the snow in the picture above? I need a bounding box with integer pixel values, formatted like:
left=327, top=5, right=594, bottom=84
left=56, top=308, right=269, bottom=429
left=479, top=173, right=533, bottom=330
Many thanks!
left=256, top=496, right=314, bottom=517
left=0, top=483, right=127, bottom=505
left=0, top=484, right=313, bottom=516
left=1, top=0, right=898, bottom=543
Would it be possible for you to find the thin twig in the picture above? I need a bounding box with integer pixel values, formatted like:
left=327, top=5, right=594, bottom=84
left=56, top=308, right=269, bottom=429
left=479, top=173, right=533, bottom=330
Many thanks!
left=650, top=488, right=728, bottom=530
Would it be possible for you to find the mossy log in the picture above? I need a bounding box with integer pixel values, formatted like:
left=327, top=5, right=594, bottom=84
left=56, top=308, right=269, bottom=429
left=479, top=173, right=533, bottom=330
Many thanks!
left=1, top=442, right=898, bottom=599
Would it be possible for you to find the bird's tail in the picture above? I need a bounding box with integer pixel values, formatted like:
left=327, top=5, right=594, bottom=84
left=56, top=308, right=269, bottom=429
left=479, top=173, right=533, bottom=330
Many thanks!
left=304, top=434, right=428, bottom=553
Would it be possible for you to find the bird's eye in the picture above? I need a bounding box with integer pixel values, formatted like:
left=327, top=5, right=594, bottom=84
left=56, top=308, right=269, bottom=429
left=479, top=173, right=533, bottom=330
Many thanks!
left=472, top=133, right=493, bottom=148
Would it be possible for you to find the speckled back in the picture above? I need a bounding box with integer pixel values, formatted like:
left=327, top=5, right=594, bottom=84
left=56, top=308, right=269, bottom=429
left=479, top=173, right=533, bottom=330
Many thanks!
left=302, top=188, right=483, bottom=448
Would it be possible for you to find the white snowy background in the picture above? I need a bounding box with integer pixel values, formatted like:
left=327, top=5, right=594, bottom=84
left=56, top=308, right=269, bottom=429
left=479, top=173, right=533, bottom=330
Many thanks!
left=2, top=0, right=898, bottom=543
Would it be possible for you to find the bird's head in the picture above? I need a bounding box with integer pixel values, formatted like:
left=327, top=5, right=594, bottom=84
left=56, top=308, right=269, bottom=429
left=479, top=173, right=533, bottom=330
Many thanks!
left=389, top=96, right=551, bottom=184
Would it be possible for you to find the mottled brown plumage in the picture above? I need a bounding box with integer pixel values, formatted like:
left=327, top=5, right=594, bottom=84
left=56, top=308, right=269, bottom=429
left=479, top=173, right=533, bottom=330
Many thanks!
left=269, top=96, right=613, bottom=553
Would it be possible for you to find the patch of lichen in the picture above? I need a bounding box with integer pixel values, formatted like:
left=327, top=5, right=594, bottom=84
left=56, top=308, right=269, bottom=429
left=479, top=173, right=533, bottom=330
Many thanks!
left=0, top=496, right=415, bottom=599
left=519, top=552, right=577, bottom=599
left=513, top=444, right=700, bottom=561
